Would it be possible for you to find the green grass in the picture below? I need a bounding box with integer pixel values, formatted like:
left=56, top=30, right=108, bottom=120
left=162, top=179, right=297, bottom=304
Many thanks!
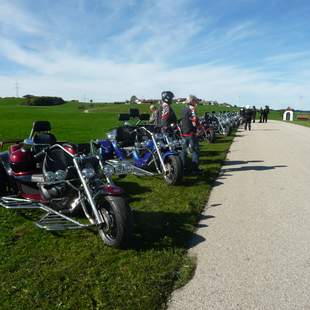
left=266, top=109, right=310, bottom=128
left=0, top=99, right=235, bottom=309
left=292, top=120, right=310, bottom=127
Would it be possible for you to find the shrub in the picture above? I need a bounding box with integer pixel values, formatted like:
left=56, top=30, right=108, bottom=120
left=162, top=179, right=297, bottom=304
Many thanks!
left=24, top=96, right=65, bottom=106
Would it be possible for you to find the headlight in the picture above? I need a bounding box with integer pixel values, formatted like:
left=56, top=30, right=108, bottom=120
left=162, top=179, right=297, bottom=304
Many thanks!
left=44, top=171, right=56, bottom=183
left=82, top=168, right=95, bottom=179
left=55, top=170, right=67, bottom=181
left=107, top=129, right=117, bottom=140
left=103, top=165, right=115, bottom=176
left=157, top=141, right=167, bottom=148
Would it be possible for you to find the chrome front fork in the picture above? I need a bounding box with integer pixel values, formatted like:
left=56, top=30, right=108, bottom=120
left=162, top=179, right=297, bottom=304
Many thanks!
left=73, top=158, right=103, bottom=225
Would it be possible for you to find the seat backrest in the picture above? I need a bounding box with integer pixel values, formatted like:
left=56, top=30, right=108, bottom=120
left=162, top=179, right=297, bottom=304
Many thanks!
left=32, top=121, right=51, bottom=133
left=30, top=121, right=56, bottom=148
left=116, top=126, right=136, bottom=147
left=118, top=113, right=130, bottom=121
left=129, top=108, right=140, bottom=118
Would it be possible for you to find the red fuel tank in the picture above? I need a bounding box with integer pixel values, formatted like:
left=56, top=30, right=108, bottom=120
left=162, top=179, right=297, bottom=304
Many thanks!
left=9, top=145, right=36, bottom=175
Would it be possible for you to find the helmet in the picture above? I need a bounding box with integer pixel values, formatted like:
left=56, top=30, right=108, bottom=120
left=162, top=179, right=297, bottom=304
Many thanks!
left=161, top=91, right=174, bottom=104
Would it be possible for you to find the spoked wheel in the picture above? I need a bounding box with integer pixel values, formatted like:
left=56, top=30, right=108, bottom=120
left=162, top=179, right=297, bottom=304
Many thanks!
left=96, top=195, right=132, bottom=248
left=163, top=155, right=183, bottom=185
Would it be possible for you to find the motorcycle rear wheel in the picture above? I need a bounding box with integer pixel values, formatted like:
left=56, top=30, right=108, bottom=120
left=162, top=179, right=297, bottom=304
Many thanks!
left=97, top=195, right=132, bottom=248
left=163, top=155, right=183, bottom=185
left=0, top=164, right=8, bottom=196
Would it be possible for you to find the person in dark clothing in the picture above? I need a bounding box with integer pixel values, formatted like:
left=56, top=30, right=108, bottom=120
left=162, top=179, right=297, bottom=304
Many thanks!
left=240, top=107, right=245, bottom=124
left=252, top=106, right=257, bottom=123
left=263, top=105, right=270, bottom=123
left=180, top=95, right=202, bottom=174
left=159, top=91, right=177, bottom=129
left=259, top=107, right=263, bottom=123
left=244, top=105, right=253, bottom=130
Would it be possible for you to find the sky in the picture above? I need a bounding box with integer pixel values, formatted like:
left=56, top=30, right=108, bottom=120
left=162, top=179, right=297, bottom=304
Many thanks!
left=1, top=0, right=310, bottom=109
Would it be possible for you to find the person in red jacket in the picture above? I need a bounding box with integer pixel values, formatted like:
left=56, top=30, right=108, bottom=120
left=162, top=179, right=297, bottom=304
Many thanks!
left=159, top=91, right=177, bottom=129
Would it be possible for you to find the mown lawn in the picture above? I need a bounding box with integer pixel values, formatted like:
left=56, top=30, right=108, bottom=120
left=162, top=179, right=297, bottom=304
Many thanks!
left=292, top=120, right=310, bottom=127
left=0, top=99, right=235, bottom=309
left=267, top=109, right=310, bottom=128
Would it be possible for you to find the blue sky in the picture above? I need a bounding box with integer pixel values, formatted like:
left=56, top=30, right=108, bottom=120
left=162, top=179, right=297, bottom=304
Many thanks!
left=1, top=0, right=310, bottom=109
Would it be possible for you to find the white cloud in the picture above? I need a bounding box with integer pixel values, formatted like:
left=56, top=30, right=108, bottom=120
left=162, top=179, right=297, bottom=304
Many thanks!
left=1, top=43, right=310, bottom=110
left=0, top=0, right=310, bottom=110
left=0, top=1, right=43, bottom=35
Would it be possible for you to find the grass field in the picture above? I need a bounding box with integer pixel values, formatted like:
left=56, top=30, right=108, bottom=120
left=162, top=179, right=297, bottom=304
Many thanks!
left=292, top=120, right=310, bottom=127
left=267, top=109, right=310, bottom=127
left=0, top=99, right=235, bottom=309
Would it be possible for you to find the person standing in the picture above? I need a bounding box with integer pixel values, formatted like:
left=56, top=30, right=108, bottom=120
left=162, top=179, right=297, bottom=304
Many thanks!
left=180, top=95, right=202, bottom=174
left=159, top=91, right=177, bottom=129
left=244, top=105, right=252, bottom=130
left=252, top=106, right=257, bottom=123
left=149, top=104, right=160, bottom=125
left=240, top=107, right=245, bottom=124
left=263, top=105, right=270, bottom=123
left=259, top=107, right=263, bottom=123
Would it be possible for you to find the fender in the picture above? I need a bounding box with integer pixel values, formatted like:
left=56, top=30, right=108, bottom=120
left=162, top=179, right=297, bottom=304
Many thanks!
left=162, top=151, right=177, bottom=161
left=111, top=141, right=126, bottom=160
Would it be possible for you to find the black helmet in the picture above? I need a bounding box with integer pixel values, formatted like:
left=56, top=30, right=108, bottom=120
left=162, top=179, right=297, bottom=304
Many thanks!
left=161, top=91, right=174, bottom=104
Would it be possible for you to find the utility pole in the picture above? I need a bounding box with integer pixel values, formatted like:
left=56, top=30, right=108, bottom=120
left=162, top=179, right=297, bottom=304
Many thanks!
left=15, top=81, right=20, bottom=97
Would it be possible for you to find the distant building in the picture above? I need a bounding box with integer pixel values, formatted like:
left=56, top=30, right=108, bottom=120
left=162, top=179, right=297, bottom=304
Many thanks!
left=176, top=98, right=187, bottom=104
left=283, top=107, right=294, bottom=121
left=132, top=98, right=159, bottom=105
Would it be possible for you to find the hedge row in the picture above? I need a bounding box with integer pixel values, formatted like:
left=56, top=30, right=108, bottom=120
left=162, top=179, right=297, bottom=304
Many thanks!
left=23, top=96, right=65, bottom=106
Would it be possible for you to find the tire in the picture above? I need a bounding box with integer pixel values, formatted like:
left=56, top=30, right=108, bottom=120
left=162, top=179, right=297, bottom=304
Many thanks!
left=0, top=164, right=8, bottom=196
left=163, top=155, right=183, bottom=185
left=97, top=195, right=132, bottom=248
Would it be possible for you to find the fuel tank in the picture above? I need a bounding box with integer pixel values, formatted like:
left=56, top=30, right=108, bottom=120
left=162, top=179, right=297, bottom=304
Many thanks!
left=9, top=144, right=36, bottom=175
left=98, top=140, right=114, bottom=160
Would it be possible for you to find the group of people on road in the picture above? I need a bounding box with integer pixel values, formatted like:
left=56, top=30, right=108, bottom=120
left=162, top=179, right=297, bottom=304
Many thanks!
left=149, top=92, right=271, bottom=173
left=149, top=91, right=202, bottom=175
left=240, top=105, right=270, bottom=131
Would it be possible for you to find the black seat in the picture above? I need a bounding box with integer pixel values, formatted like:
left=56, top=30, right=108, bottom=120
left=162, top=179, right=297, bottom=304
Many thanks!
left=32, top=121, right=51, bottom=132
left=33, top=133, right=57, bottom=145
left=30, top=121, right=57, bottom=147
left=116, top=126, right=136, bottom=147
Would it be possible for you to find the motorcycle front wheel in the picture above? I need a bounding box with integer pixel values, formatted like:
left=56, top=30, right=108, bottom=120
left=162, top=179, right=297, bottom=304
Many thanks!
left=163, top=155, right=183, bottom=185
left=96, top=195, right=132, bottom=248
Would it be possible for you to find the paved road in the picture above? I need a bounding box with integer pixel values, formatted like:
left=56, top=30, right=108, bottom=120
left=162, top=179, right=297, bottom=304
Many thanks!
left=169, top=121, right=310, bottom=310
